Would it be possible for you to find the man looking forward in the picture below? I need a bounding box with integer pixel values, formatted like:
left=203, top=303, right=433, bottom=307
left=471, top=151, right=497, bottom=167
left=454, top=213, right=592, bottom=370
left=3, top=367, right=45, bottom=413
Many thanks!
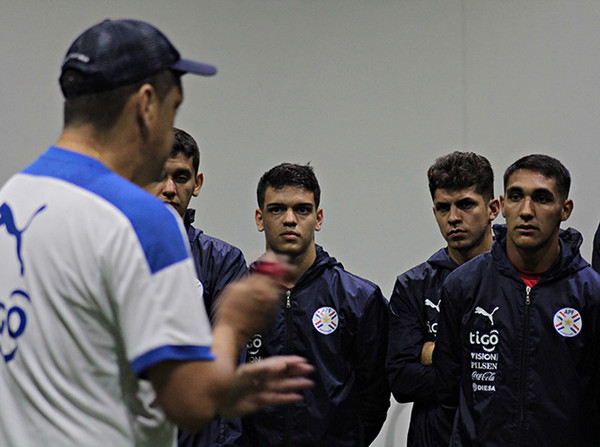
left=244, top=163, right=390, bottom=446
left=435, top=154, right=600, bottom=445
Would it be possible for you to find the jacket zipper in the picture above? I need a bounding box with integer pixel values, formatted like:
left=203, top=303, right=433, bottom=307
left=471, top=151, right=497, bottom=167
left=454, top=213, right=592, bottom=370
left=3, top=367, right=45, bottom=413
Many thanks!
left=284, top=289, right=292, bottom=446
left=517, top=285, right=531, bottom=444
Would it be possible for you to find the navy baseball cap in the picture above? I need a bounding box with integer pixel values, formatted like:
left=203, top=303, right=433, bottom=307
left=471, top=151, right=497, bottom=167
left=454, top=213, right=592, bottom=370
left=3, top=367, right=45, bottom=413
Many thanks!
left=60, top=19, right=217, bottom=98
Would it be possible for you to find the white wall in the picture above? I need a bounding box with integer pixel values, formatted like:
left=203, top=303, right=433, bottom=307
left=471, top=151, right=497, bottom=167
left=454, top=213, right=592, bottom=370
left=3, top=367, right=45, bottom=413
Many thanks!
left=2, top=1, right=600, bottom=445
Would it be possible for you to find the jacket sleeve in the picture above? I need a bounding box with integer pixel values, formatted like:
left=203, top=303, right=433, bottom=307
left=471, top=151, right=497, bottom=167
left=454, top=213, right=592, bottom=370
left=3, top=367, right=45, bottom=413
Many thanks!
left=386, top=277, right=436, bottom=403
left=587, top=271, right=600, bottom=421
left=593, top=224, right=600, bottom=274
left=355, top=288, right=391, bottom=446
left=432, top=281, right=462, bottom=441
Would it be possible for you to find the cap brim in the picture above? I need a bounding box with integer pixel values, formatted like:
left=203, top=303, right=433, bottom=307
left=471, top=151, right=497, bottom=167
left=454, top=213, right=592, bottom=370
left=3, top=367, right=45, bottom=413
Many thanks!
left=172, top=58, right=217, bottom=76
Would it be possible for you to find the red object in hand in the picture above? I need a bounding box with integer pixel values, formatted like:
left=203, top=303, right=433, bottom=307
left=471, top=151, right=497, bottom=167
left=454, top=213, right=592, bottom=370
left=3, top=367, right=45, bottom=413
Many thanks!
left=252, top=260, right=289, bottom=281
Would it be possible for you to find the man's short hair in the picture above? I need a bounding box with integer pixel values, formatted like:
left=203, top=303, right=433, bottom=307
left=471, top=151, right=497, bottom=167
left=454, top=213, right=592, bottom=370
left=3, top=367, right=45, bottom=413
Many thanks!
left=171, top=128, right=200, bottom=174
left=503, top=154, right=571, bottom=199
left=257, top=163, right=321, bottom=209
left=61, top=69, right=181, bottom=131
left=427, top=151, right=495, bottom=202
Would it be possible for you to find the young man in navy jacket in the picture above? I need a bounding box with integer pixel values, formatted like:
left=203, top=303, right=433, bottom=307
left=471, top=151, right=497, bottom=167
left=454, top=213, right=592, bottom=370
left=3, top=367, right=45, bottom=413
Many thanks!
left=243, top=163, right=390, bottom=446
left=146, top=128, right=248, bottom=447
left=435, top=154, right=600, bottom=446
left=147, top=128, right=248, bottom=320
left=386, top=152, right=499, bottom=447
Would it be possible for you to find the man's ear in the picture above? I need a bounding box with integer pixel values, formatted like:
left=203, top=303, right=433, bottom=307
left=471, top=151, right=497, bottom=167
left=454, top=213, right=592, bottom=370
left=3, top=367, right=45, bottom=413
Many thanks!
left=135, top=83, right=158, bottom=140
left=255, top=208, right=265, bottom=232
left=561, top=199, right=574, bottom=222
left=193, top=171, right=204, bottom=197
left=488, top=198, right=500, bottom=221
left=315, top=208, right=323, bottom=232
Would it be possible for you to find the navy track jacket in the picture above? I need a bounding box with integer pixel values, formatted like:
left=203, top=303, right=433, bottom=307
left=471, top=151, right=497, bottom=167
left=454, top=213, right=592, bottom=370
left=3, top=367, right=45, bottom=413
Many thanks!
left=178, top=209, right=248, bottom=447
left=184, top=209, right=247, bottom=320
left=435, top=225, right=600, bottom=446
left=386, top=248, right=458, bottom=446
left=243, top=246, right=390, bottom=447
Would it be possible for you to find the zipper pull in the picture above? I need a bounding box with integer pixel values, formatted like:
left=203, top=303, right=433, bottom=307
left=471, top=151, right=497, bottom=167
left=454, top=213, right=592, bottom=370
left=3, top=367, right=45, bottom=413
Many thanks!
left=285, top=290, right=291, bottom=309
left=525, top=286, right=531, bottom=306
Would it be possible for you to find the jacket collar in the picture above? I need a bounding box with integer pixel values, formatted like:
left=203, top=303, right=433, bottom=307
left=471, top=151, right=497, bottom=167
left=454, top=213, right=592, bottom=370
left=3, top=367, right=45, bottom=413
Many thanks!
left=184, top=208, right=196, bottom=228
left=492, top=224, right=587, bottom=280
left=428, top=247, right=459, bottom=271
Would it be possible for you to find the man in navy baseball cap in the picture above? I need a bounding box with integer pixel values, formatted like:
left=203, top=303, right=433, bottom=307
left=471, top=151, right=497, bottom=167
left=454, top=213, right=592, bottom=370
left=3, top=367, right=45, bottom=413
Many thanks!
left=58, top=18, right=218, bottom=185
left=60, top=18, right=216, bottom=98
left=0, top=18, right=314, bottom=447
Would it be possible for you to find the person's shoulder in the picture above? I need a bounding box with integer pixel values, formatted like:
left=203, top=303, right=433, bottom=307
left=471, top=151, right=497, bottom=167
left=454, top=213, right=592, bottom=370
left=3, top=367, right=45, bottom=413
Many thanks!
left=98, top=176, right=181, bottom=238
left=25, top=146, right=180, bottom=234
left=310, top=247, right=384, bottom=300
left=444, top=251, right=493, bottom=289
left=575, top=264, right=600, bottom=290
left=564, top=267, right=600, bottom=316
left=393, top=248, right=455, bottom=285
left=20, top=147, right=188, bottom=274
left=396, top=254, right=444, bottom=283
left=82, top=172, right=187, bottom=274
left=327, top=263, right=384, bottom=301
left=197, top=231, right=245, bottom=258
left=108, top=187, right=189, bottom=273
left=397, top=259, right=433, bottom=281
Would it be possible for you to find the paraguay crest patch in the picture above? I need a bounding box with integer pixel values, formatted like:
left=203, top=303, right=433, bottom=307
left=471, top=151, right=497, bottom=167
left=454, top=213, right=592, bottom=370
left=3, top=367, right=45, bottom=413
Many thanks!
left=553, top=307, right=582, bottom=337
left=312, top=307, right=338, bottom=335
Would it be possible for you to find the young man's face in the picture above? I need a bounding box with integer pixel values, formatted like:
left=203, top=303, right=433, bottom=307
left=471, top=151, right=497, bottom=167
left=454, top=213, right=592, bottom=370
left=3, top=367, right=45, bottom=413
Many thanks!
left=500, top=169, right=572, bottom=254
left=255, top=186, right=323, bottom=259
left=146, top=152, right=203, bottom=218
left=433, top=185, right=499, bottom=262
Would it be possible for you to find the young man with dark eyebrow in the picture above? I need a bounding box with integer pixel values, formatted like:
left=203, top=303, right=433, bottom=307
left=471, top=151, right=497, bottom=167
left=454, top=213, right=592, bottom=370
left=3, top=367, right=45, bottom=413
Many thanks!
left=243, top=162, right=390, bottom=447
left=386, top=151, right=499, bottom=447
left=146, top=128, right=248, bottom=447
left=146, top=127, right=248, bottom=321
left=435, top=154, right=600, bottom=446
